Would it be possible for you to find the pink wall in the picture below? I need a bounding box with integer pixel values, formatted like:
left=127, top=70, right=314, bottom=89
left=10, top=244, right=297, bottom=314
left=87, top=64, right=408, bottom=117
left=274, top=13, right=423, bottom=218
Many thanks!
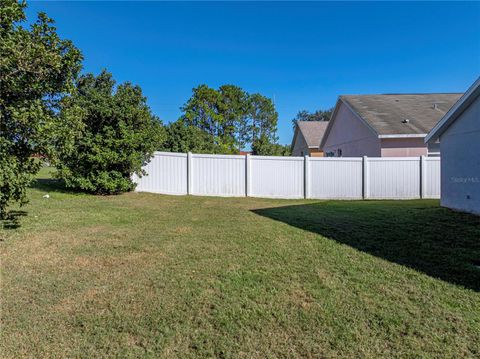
left=380, top=138, right=428, bottom=157
left=322, top=102, right=381, bottom=157
left=323, top=100, right=431, bottom=157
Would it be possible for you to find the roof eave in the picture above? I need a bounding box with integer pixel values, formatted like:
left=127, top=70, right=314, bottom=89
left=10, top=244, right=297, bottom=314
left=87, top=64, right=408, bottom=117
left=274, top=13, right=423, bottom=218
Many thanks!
left=425, top=77, right=480, bottom=143
left=319, top=97, right=379, bottom=150
left=379, top=134, right=427, bottom=139
left=291, top=125, right=299, bottom=149
left=319, top=99, right=340, bottom=149
left=340, top=97, right=379, bottom=137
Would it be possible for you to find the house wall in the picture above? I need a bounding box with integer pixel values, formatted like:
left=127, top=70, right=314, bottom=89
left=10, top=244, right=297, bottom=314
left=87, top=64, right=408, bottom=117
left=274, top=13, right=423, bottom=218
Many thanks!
left=322, top=102, right=381, bottom=157
left=309, top=149, right=324, bottom=157
left=291, top=130, right=309, bottom=156
left=439, top=95, right=480, bottom=215
left=380, top=138, right=428, bottom=157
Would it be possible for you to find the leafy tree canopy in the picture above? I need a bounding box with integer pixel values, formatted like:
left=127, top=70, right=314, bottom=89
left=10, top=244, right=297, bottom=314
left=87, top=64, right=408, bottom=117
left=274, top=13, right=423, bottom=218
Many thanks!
left=292, top=108, right=333, bottom=128
left=177, top=84, right=280, bottom=155
left=55, top=70, right=165, bottom=194
left=158, top=120, right=219, bottom=154
left=0, top=0, right=83, bottom=217
left=251, top=134, right=291, bottom=156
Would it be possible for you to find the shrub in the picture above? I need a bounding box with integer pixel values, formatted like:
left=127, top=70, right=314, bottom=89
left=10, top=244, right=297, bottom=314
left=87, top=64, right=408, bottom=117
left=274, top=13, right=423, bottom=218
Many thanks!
left=55, top=71, right=165, bottom=194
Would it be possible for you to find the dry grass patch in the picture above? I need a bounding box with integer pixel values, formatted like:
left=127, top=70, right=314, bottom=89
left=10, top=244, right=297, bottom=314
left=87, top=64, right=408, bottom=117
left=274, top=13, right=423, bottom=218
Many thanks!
left=1, top=176, right=479, bottom=358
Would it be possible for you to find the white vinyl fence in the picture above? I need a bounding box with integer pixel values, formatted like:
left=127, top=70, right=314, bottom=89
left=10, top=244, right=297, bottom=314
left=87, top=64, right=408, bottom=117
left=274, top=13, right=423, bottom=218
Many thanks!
left=134, top=152, right=441, bottom=200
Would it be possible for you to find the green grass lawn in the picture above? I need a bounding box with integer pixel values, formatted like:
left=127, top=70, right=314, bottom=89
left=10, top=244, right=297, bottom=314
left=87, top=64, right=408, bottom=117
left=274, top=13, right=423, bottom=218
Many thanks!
left=1, top=174, right=479, bottom=358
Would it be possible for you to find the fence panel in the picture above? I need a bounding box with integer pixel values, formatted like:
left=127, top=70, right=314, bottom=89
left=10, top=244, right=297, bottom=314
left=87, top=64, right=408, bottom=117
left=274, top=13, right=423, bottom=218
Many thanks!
left=424, top=157, right=441, bottom=198
left=250, top=156, right=304, bottom=198
left=309, top=158, right=363, bottom=199
left=368, top=157, right=420, bottom=199
left=191, top=154, right=246, bottom=197
left=134, top=152, right=187, bottom=195
left=134, top=152, right=440, bottom=200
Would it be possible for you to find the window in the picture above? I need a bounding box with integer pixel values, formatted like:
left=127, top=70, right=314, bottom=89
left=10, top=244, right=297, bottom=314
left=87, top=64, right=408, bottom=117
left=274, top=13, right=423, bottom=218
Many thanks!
left=337, top=148, right=343, bottom=157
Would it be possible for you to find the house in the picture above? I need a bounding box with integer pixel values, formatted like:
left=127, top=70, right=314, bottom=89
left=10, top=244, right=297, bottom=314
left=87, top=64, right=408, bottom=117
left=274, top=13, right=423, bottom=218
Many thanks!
left=425, top=78, right=480, bottom=215
left=291, top=121, right=329, bottom=156
left=320, top=93, right=462, bottom=157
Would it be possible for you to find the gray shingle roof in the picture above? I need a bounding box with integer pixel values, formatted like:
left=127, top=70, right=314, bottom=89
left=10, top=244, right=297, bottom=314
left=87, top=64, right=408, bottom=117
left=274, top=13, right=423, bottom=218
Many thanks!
left=296, top=121, right=329, bottom=147
left=341, top=93, right=463, bottom=135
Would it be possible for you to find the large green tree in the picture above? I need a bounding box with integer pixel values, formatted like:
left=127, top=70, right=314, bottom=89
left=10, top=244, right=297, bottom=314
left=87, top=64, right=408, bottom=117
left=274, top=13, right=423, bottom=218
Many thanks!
left=218, top=85, right=250, bottom=151
left=248, top=93, right=279, bottom=155
left=55, top=71, right=165, bottom=194
left=251, top=134, right=291, bottom=156
left=159, top=120, right=218, bottom=154
left=176, top=84, right=279, bottom=155
left=292, top=108, right=333, bottom=128
left=180, top=84, right=243, bottom=153
left=0, top=0, right=82, bottom=218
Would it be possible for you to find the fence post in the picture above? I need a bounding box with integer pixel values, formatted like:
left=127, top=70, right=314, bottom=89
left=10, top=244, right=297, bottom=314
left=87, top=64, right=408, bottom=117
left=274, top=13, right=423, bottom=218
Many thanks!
left=187, top=152, right=192, bottom=195
left=420, top=155, right=426, bottom=199
left=245, top=154, right=251, bottom=197
left=362, top=156, right=369, bottom=199
left=304, top=155, right=310, bottom=199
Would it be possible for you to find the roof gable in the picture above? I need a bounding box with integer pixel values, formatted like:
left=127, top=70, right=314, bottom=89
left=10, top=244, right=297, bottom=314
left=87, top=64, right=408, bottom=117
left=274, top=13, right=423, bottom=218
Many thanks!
left=341, top=93, right=462, bottom=136
left=294, top=121, right=329, bottom=148
left=425, top=78, right=480, bottom=143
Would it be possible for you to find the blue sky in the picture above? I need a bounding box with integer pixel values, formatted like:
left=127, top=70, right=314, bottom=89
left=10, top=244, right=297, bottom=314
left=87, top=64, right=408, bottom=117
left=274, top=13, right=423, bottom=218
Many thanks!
left=27, top=1, right=480, bottom=145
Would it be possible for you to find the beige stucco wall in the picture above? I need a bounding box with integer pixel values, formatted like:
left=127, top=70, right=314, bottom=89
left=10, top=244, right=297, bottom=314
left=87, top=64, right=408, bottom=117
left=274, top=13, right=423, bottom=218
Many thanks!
left=292, top=130, right=309, bottom=156
left=322, top=102, right=381, bottom=157
left=380, top=138, right=428, bottom=157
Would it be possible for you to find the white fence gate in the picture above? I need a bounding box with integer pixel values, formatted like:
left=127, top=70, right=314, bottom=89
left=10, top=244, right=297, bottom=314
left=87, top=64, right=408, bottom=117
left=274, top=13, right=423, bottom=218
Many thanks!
left=134, top=152, right=441, bottom=200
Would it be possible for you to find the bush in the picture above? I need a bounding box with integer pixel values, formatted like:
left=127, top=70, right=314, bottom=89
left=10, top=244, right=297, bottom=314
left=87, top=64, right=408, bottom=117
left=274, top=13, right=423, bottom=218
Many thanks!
left=55, top=71, right=165, bottom=194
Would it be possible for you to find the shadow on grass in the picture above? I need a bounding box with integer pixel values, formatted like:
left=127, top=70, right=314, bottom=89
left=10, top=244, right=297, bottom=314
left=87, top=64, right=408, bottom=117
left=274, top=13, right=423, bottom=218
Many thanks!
left=1, top=178, right=79, bottom=230
left=252, top=201, right=480, bottom=291
left=33, top=178, right=76, bottom=195
left=1, top=210, right=27, bottom=230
